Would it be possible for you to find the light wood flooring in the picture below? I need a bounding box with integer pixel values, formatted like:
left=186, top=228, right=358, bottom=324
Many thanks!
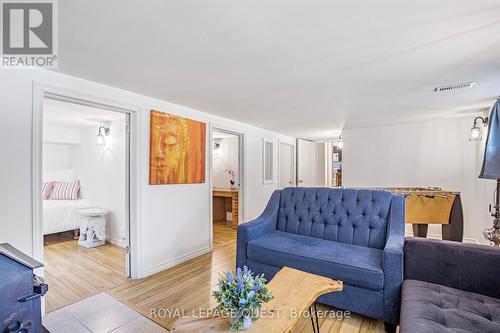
left=212, top=220, right=237, bottom=247
left=44, top=232, right=128, bottom=313
left=45, top=224, right=386, bottom=332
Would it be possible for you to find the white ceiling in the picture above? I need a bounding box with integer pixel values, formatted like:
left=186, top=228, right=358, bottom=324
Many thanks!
left=44, top=98, right=124, bottom=128
left=56, top=0, right=500, bottom=139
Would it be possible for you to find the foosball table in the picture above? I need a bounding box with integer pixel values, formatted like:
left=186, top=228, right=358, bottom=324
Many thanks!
left=374, top=187, right=464, bottom=242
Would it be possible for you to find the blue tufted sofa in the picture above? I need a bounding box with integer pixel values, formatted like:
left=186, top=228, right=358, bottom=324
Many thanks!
left=237, top=187, right=405, bottom=328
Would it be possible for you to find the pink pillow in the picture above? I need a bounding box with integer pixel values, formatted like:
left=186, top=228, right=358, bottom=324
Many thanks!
left=48, top=180, right=81, bottom=200
left=42, top=182, right=54, bottom=199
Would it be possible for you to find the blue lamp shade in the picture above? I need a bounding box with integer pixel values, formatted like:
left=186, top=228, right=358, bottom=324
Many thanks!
left=479, top=100, right=500, bottom=180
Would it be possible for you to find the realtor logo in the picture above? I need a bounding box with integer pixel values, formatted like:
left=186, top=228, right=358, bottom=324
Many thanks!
left=1, top=0, right=58, bottom=67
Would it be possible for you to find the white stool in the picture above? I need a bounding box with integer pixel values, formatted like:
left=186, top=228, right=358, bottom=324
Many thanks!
left=77, top=208, right=109, bottom=248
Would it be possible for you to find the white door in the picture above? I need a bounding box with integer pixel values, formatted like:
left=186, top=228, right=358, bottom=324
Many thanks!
left=297, top=139, right=326, bottom=187
left=279, top=142, right=295, bottom=188
left=297, top=139, right=313, bottom=186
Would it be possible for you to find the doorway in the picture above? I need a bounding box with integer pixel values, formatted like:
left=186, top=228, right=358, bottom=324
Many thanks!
left=279, top=142, right=296, bottom=188
left=34, top=93, right=135, bottom=313
left=297, top=139, right=327, bottom=187
left=327, top=141, right=343, bottom=187
left=296, top=139, right=343, bottom=188
left=211, top=129, right=243, bottom=249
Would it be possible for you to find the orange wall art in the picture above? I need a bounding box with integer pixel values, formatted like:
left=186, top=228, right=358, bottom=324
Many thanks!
left=149, top=110, right=206, bottom=184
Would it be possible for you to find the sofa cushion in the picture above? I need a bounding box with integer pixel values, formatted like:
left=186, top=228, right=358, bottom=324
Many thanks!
left=400, top=280, right=500, bottom=333
left=247, top=231, right=384, bottom=290
left=277, top=188, right=393, bottom=249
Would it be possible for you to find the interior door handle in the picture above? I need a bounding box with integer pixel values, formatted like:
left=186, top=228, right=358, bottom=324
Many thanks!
left=298, top=180, right=304, bottom=183
left=288, top=181, right=294, bottom=184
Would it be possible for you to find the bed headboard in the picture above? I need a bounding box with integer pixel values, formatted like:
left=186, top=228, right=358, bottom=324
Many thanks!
left=43, top=169, right=77, bottom=183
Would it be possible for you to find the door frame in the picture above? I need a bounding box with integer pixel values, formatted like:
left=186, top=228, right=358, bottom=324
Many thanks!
left=32, top=82, right=140, bottom=279
left=278, top=140, right=296, bottom=188
left=209, top=125, right=246, bottom=250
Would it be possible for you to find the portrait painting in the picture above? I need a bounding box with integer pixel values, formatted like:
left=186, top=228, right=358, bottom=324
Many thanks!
left=149, top=110, right=206, bottom=184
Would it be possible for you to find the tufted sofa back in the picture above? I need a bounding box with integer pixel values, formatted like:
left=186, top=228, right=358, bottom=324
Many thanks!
left=276, top=187, right=395, bottom=249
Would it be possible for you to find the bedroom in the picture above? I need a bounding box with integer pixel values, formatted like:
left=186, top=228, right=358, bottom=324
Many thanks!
left=41, top=97, right=130, bottom=312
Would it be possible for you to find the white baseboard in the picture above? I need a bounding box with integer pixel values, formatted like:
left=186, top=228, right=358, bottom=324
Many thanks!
left=106, top=237, right=126, bottom=248
left=404, top=232, right=479, bottom=244
left=139, top=246, right=211, bottom=278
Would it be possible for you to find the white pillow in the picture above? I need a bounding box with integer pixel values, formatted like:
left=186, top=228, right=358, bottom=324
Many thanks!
left=43, top=169, right=77, bottom=183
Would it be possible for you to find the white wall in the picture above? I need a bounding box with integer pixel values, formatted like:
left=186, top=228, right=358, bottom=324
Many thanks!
left=43, top=123, right=80, bottom=144
left=0, top=68, right=294, bottom=278
left=212, top=136, right=239, bottom=189
left=70, top=120, right=127, bottom=246
left=343, top=117, right=495, bottom=244
left=43, top=143, right=71, bottom=171
left=42, top=123, right=80, bottom=174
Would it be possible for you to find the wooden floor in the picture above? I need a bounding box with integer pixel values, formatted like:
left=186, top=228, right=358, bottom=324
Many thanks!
left=44, top=232, right=128, bottom=313
left=212, top=220, right=237, bottom=248
left=45, top=224, right=385, bottom=332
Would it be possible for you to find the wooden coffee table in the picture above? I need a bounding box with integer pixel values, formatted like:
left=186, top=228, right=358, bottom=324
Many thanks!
left=170, top=267, right=343, bottom=333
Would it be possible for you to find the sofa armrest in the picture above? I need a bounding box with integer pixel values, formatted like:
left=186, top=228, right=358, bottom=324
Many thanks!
left=404, top=237, right=500, bottom=298
left=236, top=190, right=281, bottom=268
left=382, top=195, right=405, bottom=324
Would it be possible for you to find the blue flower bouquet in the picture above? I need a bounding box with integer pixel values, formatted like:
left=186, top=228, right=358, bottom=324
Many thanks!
left=212, top=266, right=273, bottom=331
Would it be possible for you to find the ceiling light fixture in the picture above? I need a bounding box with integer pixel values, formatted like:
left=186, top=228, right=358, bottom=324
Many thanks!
left=96, top=125, right=110, bottom=146
left=469, top=116, right=488, bottom=141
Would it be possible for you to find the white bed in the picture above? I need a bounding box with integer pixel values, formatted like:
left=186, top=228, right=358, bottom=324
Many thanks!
left=43, top=199, right=94, bottom=235
left=42, top=168, right=94, bottom=235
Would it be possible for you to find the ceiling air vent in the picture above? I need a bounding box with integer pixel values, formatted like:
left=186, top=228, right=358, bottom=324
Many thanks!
left=434, top=82, right=476, bottom=92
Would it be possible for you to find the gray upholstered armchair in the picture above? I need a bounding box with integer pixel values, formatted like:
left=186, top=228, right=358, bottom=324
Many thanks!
left=400, top=237, right=500, bottom=332
left=237, top=187, right=405, bottom=330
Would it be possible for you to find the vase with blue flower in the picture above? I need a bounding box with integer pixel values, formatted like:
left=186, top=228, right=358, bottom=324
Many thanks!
left=212, top=266, right=273, bottom=331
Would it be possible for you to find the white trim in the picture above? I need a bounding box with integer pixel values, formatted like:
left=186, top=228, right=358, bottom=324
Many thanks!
left=278, top=140, right=296, bottom=188
left=123, top=112, right=132, bottom=277
left=210, top=125, right=247, bottom=226
left=208, top=123, right=213, bottom=252
left=140, top=246, right=211, bottom=278
left=461, top=237, right=480, bottom=244
left=32, top=82, right=141, bottom=279
left=262, top=137, right=276, bottom=185
left=32, top=82, right=44, bottom=264
left=106, top=237, right=126, bottom=248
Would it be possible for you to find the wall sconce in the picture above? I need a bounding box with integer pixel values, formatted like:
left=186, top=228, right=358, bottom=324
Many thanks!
left=213, top=142, right=220, bottom=157
left=96, top=125, right=110, bottom=146
left=469, top=116, right=488, bottom=141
